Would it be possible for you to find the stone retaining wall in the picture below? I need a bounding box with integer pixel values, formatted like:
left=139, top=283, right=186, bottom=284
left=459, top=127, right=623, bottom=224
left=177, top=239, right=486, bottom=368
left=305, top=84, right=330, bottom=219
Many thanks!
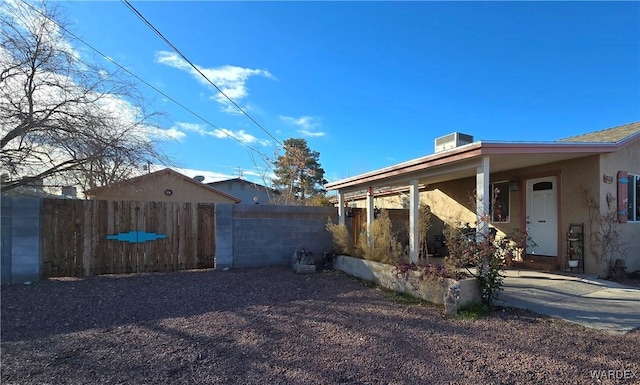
left=333, top=255, right=481, bottom=309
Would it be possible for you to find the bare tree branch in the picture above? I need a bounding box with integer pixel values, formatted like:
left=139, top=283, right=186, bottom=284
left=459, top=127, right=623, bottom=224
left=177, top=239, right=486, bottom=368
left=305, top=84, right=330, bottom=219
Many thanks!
left=1, top=0, right=174, bottom=193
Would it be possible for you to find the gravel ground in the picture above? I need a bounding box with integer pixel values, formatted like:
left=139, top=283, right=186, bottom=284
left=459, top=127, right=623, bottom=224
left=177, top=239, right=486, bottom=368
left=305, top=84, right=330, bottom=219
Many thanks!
left=1, top=267, right=638, bottom=385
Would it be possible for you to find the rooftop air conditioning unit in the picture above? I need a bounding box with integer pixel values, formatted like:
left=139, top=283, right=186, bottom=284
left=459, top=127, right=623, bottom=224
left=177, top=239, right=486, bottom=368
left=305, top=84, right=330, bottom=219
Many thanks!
left=434, top=132, right=474, bottom=153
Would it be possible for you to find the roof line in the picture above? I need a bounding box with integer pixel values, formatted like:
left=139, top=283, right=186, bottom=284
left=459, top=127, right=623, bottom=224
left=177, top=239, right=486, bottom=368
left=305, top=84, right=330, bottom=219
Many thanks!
left=85, top=168, right=242, bottom=203
left=325, top=139, right=626, bottom=190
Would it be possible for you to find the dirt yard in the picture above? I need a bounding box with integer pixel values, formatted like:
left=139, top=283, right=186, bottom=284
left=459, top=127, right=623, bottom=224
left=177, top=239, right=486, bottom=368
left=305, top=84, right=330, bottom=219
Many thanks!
left=1, top=267, right=638, bottom=385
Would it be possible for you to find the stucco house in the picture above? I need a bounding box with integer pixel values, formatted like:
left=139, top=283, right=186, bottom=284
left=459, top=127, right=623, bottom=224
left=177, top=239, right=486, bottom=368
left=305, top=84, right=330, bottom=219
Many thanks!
left=326, top=121, right=640, bottom=276
left=206, top=178, right=279, bottom=204
left=85, top=168, right=241, bottom=204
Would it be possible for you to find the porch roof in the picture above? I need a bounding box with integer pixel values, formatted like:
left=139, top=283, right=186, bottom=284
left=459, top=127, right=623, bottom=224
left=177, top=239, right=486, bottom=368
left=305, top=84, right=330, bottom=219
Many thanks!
left=325, top=121, right=640, bottom=194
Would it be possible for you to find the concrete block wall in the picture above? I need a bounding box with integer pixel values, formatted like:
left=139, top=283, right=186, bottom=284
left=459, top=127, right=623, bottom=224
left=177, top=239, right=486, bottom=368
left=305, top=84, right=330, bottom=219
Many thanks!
left=1, top=199, right=337, bottom=281
left=214, top=203, right=234, bottom=269
left=223, top=204, right=337, bottom=268
left=1, top=197, right=42, bottom=284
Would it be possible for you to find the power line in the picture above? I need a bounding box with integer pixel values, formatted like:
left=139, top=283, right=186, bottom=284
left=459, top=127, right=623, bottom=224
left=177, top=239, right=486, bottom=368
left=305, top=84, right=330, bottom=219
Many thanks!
left=14, top=0, right=315, bottom=189
left=118, top=0, right=312, bottom=178
left=120, top=0, right=285, bottom=149
left=15, top=0, right=274, bottom=167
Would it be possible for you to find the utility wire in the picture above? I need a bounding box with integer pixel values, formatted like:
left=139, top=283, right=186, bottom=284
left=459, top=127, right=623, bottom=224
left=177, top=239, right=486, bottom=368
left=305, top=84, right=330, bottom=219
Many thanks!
left=16, top=0, right=273, bottom=165
left=120, top=0, right=285, bottom=149
left=16, top=0, right=307, bottom=188
left=119, top=0, right=312, bottom=178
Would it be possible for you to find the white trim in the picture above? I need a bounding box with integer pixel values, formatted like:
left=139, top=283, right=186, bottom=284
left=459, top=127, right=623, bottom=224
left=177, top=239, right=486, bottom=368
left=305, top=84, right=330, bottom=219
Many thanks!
left=338, top=192, right=345, bottom=225
left=366, top=188, right=374, bottom=246
left=476, top=156, right=490, bottom=240
left=409, top=179, right=419, bottom=263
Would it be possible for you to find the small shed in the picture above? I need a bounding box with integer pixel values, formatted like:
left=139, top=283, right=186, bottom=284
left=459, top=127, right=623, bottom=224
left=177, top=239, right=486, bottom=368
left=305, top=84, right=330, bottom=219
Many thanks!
left=85, top=168, right=241, bottom=204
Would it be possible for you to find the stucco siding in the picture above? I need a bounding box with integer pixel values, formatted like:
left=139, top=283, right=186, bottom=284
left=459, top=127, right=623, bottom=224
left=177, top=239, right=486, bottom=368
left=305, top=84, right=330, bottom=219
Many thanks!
left=88, top=173, right=237, bottom=204
left=600, top=140, right=640, bottom=273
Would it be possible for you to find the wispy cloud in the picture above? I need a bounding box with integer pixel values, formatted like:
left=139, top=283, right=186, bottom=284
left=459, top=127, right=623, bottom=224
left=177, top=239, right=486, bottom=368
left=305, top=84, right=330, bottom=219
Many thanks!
left=211, top=128, right=270, bottom=146
left=170, top=122, right=270, bottom=146
left=279, top=115, right=326, bottom=138
left=145, top=126, right=186, bottom=141
left=173, top=121, right=208, bottom=136
left=155, top=51, right=274, bottom=113
left=93, top=95, right=185, bottom=142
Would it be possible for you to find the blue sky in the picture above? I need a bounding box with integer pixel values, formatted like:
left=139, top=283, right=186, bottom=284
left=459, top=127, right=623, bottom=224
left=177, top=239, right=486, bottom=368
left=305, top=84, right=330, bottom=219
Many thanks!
left=59, top=1, right=639, bottom=185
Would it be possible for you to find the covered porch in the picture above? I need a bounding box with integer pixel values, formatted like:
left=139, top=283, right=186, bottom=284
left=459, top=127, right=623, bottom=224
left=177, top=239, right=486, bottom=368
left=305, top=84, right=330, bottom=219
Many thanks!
left=325, top=139, right=615, bottom=270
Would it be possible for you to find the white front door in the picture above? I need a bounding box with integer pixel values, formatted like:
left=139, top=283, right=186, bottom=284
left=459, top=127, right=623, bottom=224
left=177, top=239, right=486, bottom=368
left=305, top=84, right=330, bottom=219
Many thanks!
left=526, top=176, right=558, bottom=256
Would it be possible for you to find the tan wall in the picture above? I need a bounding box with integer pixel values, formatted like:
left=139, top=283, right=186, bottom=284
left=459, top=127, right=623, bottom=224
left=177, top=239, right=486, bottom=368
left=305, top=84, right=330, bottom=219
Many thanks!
left=345, top=195, right=406, bottom=209
left=88, top=172, right=237, bottom=204
left=421, top=179, right=476, bottom=229
left=599, top=141, right=640, bottom=273
left=421, top=176, right=521, bottom=255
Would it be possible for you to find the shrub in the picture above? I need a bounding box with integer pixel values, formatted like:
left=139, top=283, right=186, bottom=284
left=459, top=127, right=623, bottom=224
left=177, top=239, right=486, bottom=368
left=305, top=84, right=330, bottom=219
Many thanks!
left=326, top=218, right=354, bottom=256
left=418, top=204, right=432, bottom=258
left=582, top=187, right=629, bottom=281
left=357, top=209, right=406, bottom=264
left=444, top=221, right=527, bottom=306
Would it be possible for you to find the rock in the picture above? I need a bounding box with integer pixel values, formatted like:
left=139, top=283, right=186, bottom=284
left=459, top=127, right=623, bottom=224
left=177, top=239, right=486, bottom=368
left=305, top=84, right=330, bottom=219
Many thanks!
left=292, top=263, right=316, bottom=274
left=443, top=283, right=460, bottom=317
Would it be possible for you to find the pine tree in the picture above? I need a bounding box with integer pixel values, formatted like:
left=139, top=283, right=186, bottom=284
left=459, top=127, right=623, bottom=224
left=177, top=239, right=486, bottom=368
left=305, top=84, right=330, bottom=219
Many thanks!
left=272, top=138, right=326, bottom=205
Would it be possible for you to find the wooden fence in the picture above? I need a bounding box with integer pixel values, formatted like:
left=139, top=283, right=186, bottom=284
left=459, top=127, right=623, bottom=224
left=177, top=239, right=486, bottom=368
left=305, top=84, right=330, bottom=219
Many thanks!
left=42, top=199, right=215, bottom=278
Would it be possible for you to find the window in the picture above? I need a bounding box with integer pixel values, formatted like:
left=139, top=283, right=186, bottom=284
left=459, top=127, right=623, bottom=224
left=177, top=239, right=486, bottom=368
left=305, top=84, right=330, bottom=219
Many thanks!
left=532, top=181, right=553, bottom=191
left=490, top=181, right=510, bottom=222
left=628, top=174, right=640, bottom=222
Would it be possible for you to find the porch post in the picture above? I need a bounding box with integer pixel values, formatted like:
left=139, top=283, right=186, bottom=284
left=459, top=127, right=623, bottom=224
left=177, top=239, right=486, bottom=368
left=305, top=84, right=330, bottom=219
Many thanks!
left=337, top=191, right=345, bottom=225
left=476, top=156, right=490, bottom=241
left=409, top=179, right=419, bottom=264
left=367, top=187, right=374, bottom=246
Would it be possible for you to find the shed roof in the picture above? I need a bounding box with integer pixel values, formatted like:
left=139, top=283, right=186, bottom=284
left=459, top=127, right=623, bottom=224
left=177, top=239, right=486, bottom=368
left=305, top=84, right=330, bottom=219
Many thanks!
left=85, top=168, right=241, bottom=203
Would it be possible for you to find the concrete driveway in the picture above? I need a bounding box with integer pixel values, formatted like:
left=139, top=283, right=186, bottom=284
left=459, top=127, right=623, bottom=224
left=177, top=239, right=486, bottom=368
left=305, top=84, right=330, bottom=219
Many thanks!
left=496, top=269, right=640, bottom=334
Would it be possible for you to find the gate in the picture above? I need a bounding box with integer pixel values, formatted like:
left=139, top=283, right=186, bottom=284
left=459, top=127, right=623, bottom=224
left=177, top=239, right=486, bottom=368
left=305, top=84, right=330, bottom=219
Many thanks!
left=41, top=199, right=216, bottom=277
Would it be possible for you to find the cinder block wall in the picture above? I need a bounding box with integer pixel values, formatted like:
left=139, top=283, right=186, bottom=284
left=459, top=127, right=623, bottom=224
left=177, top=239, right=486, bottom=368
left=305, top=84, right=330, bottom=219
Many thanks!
left=1, top=200, right=338, bottom=281
left=1, top=197, right=42, bottom=284
left=217, top=204, right=337, bottom=268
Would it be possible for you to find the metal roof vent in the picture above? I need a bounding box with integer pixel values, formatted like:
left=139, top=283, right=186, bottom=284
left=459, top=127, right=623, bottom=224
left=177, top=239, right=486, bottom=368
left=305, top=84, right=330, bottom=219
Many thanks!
left=434, top=132, right=474, bottom=153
